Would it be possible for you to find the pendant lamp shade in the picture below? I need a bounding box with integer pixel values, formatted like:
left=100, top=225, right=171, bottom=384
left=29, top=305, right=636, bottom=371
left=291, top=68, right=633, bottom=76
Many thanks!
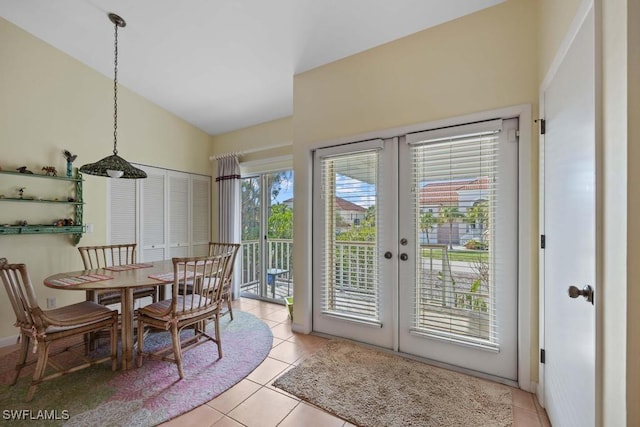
left=79, top=13, right=146, bottom=179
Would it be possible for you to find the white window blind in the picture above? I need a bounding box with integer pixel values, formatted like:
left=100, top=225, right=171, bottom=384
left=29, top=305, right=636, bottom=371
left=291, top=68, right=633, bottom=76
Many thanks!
left=318, top=145, right=381, bottom=323
left=408, top=121, right=502, bottom=350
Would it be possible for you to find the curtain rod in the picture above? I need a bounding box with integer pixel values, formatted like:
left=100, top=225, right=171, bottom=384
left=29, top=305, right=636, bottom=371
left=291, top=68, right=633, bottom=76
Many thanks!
left=209, top=142, right=290, bottom=161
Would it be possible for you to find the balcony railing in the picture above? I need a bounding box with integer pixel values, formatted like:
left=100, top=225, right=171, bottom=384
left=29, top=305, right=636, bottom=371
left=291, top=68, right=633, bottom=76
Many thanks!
left=240, top=239, right=489, bottom=336
left=241, top=239, right=293, bottom=299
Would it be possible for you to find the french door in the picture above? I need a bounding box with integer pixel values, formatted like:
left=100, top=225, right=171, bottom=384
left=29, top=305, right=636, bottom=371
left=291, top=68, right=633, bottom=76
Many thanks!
left=313, top=118, right=518, bottom=380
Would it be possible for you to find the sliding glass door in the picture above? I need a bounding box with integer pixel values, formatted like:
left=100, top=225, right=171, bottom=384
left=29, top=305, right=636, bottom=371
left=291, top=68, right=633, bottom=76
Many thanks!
left=240, top=170, right=294, bottom=302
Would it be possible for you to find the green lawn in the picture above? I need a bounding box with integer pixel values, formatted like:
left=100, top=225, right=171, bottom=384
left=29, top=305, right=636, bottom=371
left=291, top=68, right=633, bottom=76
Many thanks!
left=421, top=248, right=488, bottom=262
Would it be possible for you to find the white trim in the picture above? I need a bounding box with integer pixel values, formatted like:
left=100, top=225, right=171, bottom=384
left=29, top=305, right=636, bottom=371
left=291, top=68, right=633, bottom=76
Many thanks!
left=517, top=105, right=533, bottom=392
left=406, top=118, right=503, bottom=144
left=315, top=138, right=384, bottom=158
left=305, top=104, right=533, bottom=391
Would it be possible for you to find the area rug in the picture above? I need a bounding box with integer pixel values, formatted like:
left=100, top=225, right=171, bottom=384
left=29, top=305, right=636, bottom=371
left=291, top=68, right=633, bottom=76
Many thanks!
left=0, top=310, right=272, bottom=426
left=273, top=340, right=513, bottom=427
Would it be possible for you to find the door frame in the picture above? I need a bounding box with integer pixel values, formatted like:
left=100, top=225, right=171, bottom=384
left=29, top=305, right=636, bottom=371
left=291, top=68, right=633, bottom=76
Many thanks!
left=305, top=103, right=533, bottom=391
left=537, top=0, right=602, bottom=415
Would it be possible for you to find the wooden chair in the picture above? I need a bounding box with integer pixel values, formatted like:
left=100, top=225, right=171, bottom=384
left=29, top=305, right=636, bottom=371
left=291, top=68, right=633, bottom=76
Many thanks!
left=0, top=263, right=118, bottom=401
left=78, top=244, right=158, bottom=306
left=207, top=242, right=241, bottom=320
left=136, top=252, right=234, bottom=378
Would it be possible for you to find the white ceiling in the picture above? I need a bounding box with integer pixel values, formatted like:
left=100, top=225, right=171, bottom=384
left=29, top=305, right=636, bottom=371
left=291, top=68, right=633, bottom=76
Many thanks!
left=0, top=0, right=504, bottom=136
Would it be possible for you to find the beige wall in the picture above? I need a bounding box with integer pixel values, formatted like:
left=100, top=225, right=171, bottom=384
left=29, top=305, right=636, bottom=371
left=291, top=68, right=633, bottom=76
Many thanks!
left=292, top=0, right=539, bottom=381
left=0, top=18, right=212, bottom=340
left=539, top=0, right=583, bottom=78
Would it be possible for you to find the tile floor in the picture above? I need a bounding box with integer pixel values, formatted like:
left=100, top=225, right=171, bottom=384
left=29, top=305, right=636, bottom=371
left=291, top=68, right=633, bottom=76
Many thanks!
left=159, top=298, right=552, bottom=427
left=0, top=297, right=551, bottom=426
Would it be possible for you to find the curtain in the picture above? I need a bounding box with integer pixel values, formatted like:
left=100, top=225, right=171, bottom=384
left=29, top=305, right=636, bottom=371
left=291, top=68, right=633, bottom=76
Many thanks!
left=216, top=155, right=241, bottom=299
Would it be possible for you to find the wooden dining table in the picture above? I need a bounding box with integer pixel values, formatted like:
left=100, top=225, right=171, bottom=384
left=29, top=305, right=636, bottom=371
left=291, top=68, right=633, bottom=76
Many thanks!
left=44, top=259, right=174, bottom=370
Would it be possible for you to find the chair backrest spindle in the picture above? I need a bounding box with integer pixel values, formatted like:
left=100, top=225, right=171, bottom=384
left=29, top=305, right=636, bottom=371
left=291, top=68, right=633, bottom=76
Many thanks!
left=78, top=244, right=137, bottom=269
left=168, top=253, right=233, bottom=317
left=1, top=263, right=42, bottom=332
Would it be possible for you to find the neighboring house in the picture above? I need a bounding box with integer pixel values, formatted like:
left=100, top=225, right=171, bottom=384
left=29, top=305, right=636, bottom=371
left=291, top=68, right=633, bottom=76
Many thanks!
left=284, top=197, right=367, bottom=233
left=418, top=177, right=489, bottom=245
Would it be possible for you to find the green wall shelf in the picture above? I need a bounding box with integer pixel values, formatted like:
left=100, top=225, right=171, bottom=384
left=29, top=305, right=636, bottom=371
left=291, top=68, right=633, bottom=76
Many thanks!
left=0, top=169, right=84, bottom=245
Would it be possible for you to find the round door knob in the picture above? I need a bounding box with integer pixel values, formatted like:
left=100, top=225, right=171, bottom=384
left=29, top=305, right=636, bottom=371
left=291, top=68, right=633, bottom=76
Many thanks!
left=384, top=251, right=392, bottom=259
left=400, top=253, right=408, bottom=261
left=568, top=285, right=594, bottom=304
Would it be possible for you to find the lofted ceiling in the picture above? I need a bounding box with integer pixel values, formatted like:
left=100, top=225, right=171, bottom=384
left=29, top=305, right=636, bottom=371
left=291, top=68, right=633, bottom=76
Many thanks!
left=0, top=0, right=505, bottom=135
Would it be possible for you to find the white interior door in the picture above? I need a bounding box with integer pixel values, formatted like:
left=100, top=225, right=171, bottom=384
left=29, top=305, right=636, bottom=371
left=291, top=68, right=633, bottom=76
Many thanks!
left=398, top=118, right=519, bottom=381
left=542, top=6, right=596, bottom=427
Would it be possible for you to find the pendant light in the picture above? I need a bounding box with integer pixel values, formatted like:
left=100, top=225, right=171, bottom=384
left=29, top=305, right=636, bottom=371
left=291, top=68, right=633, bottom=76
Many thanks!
left=80, top=13, right=147, bottom=179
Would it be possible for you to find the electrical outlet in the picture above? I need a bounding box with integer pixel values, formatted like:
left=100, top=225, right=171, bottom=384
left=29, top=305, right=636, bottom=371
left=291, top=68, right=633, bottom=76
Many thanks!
left=46, top=297, right=56, bottom=309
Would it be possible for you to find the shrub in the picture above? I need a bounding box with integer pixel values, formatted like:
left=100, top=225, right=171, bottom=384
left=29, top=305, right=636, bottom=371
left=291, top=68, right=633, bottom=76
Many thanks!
left=464, top=240, right=488, bottom=250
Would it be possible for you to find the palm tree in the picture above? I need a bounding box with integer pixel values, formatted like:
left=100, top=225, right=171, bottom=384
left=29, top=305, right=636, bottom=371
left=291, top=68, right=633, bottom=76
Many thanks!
left=465, top=200, right=489, bottom=242
left=420, top=211, right=436, bottom=244
left=438, top=206, right=464, bottom=250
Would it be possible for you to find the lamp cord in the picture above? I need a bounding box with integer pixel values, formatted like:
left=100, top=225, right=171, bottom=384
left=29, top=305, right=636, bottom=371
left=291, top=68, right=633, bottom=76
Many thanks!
left=113, top=20, right=119, bottom=156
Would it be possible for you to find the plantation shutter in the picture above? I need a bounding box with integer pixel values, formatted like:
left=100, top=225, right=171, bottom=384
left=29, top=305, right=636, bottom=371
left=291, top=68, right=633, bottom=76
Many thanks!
left=191, top=175, right=211, bottom=256
left=109, top=178, right=136, bottom=245
left=407, top=119, right=503, bottom=350
left=169, top=172, right=190, bottom=257
left=316, top=139, right=383, bottom=324
left=140, top=167, right=167, bottom=261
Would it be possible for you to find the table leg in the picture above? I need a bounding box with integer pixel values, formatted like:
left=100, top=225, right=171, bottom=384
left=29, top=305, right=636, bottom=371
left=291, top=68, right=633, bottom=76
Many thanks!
left=120, top=288, right=135, bottom=370
left=271, top=276, right=275, bottom=299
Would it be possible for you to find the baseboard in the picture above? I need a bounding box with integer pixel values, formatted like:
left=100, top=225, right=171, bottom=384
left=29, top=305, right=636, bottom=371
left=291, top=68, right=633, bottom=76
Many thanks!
left=0, top=334, right=19, bottom=348
left=535, top=381, right=546, bottom=408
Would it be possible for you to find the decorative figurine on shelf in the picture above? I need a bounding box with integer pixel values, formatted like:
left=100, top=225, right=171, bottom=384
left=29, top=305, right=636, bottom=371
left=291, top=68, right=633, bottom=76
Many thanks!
left=63, top=150, right=77, bottom=178
left=42, top=166, right=58, bottom=176
left=18, top=187, right=26, bottom=199
left=16, top=166, right=33, bottom=174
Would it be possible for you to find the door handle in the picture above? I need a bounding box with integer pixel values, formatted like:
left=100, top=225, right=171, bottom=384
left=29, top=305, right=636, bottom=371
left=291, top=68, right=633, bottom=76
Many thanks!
left=568, top=285, right=594, bottom=304
left=384, top=251, right=393, bottom=259
left=400, top=253, right=408, bottom=261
